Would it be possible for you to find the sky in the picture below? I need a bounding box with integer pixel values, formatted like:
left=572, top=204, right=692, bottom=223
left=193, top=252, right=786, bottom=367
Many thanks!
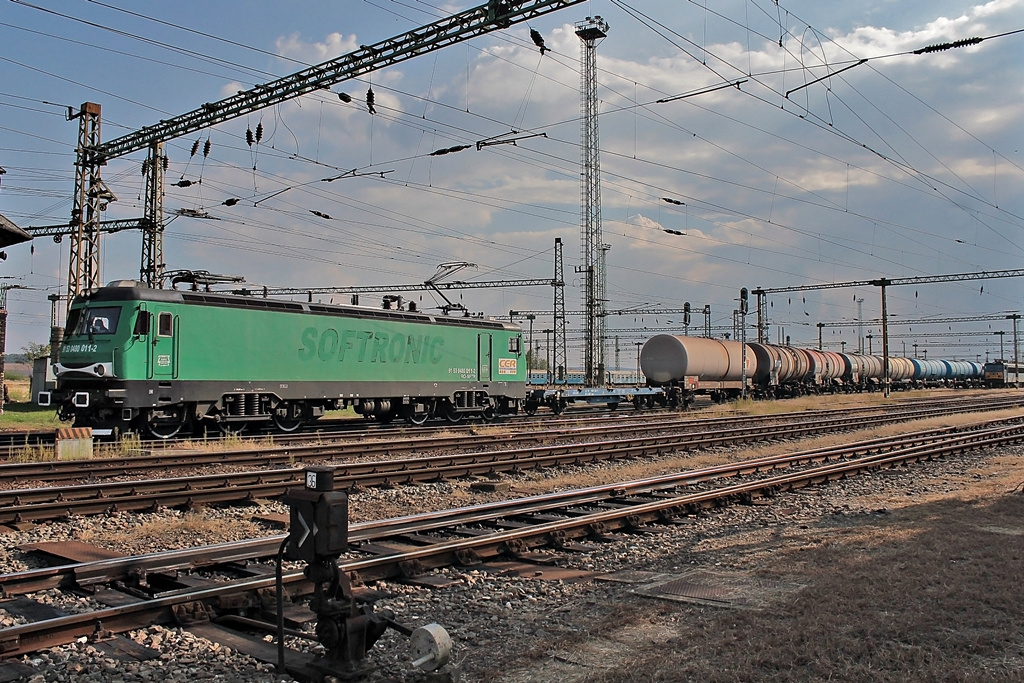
left=1, top=0, right=1022, bottom=368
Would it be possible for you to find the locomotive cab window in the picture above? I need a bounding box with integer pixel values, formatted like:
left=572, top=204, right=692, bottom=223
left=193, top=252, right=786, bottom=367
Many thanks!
left=157, top=312, right=174, bottom=337
left=508, top=336, right=522, bottom=355
left=76, top=307, right=121, bottom=336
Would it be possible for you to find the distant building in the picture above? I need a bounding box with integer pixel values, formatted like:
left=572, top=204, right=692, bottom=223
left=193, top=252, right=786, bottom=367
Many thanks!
left=31, top=356, right=56, bottom=404
left=0, top=211, right=32, bottom=249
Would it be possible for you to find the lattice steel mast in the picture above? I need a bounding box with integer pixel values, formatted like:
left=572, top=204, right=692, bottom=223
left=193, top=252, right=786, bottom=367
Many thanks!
left=575, top=16, right=608, bottom=387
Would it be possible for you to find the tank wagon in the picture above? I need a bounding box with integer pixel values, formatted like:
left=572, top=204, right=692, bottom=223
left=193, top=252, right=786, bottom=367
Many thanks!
left=640, top=334, right=984, bottom=403
left=38, top=281, right=526, bottom=437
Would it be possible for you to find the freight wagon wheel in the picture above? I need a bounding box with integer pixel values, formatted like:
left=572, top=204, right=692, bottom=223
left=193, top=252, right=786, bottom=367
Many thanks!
left=272, top=402, right=305, bottom=433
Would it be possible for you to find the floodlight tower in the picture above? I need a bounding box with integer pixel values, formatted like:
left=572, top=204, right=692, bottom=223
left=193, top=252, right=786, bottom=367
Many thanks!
left=576, top=15, right=609, bottom=387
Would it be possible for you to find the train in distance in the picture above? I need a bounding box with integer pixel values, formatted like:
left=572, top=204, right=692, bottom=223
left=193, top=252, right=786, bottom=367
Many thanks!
left=639, top=334, right=989, bottom=407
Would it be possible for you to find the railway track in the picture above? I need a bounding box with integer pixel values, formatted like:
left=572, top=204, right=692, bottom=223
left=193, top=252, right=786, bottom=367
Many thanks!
left=0, top=395, right=1021, bottom=524
left=0, top=390, right=1002, bottom=455
left=1, top=416, right=1021, bottom=662
left=2, top=395, right=1014, bottom=485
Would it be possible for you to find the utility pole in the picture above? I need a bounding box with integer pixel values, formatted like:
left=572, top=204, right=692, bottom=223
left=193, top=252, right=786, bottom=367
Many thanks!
left=1009, top=314, right=1021, bottom=387
left=856, top=297, right=864, bottom=353
left=753, top=289, right=767, bottom=343
left=576, top=15, right=609, bottom=388
left=875, top=278, right=891, bottom=398
left=634, top=341, right=642, bottom=384
left=739, top=288, right=748, bottom=400
left=995, top=330, right=1005, bottom=361
left=140, top=143, right=166, bottom=287
left=552, top=238, right=567, bottom=384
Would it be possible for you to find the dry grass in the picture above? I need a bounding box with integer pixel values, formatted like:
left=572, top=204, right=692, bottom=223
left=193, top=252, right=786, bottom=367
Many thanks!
left=76, top=510, right=263, bottom=550
left=506, top=406, right=1024, bottom=497
left=571, top=491, right=1024, bottom=683
left=484, top=403, right=1024, bottom=683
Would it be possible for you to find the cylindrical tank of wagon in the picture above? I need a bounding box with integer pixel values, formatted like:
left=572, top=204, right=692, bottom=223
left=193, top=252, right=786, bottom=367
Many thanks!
left=888, top=356, right=915, bottom=382
left=839, top=352, right=858, bottom=380
left=640, top=335, right=756, bottom=384
left=785, top=346, right=811, bottom=381
left=943, top=360, right=965, bottom=379
left=822, top=351, right=846, bottom=380
left=801, top=348, right=830, bottom=382
left=848, top=354, right=884, bottom=380
left=776, top=345, right=802, bottom=384
left=912, top=358, right=945, bottom=380
left=748, top=342, right=781, bottom=385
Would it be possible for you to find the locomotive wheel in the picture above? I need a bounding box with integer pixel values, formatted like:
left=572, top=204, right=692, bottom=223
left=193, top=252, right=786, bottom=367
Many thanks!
left=218, top=421, right=248, bottom=436
left=146, top=408, right=185, bottom=439
left=443, top=403, right=463, bottom=423
left=147, top=418, right=183, bottom=439
left=480, top=405, right=496, bottom=422
left=272, top=402, right=305, bottom=433
left=404, top=400, right=434, bottom=426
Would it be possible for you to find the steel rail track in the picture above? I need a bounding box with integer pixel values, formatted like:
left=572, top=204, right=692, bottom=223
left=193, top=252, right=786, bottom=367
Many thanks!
left=0, top=392, right=1002, bottom=456
left=0, top=401, right=662, bottom=454
left=0, top=399, right=1020, bottom=524
left=0, top=418, right=996, bottom=596
left=1, top=418, right=1022, bottom=659
left=3, top=416, right=1012, bottom=597
left=2, top=396, right=1020, bottom=487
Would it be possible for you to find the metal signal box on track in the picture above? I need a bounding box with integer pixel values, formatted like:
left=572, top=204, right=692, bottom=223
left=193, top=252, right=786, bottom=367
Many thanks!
left=284, top=467, right=348, bottom=563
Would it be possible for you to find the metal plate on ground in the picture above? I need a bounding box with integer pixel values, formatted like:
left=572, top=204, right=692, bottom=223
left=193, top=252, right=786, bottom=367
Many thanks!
left=483, top=561, right=597, bottom=582
left=186, top=621, right=314, bottom=671
left=0, top=595, right=67, bottom=621
left=0, top=661, right=38, bottom=682
left=251, top=512, right=289, bottom=527
left=18, top=540, right=124, bottom=564
left=594, top=570, right=674, bottom=584
left=92, top=588, right=142, bottom=608
left=93, top=636, right=161, bottom=662
left=403, top=573, right=464, bottom=588
left=634, top=569, right=804, bottom=609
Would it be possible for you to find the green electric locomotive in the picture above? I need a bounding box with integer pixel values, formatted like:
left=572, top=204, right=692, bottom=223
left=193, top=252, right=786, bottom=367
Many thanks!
left=39, top=281, right=526, bottom=437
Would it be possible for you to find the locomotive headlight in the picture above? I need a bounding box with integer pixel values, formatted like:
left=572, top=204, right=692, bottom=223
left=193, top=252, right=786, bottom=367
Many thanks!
left=94, top=364, right=105, bottom=376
